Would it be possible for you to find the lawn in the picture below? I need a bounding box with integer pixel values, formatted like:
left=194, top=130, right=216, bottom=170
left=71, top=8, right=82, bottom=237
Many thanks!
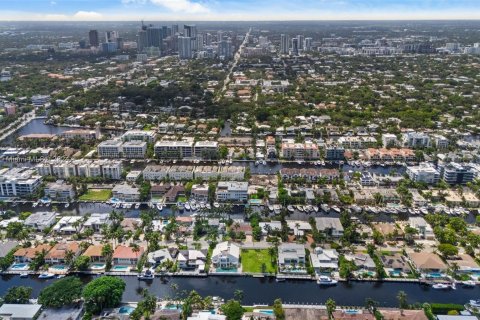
left=79, top=189, right=112, bottom=201
left=241, top=249, right=277, bottom=274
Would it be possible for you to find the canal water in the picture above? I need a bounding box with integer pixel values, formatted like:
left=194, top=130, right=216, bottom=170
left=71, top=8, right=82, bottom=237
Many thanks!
left=0, top=274, right=479, bottom=307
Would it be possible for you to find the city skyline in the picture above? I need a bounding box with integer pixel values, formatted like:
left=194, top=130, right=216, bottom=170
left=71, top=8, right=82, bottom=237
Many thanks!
left=1, top=0, right=480, bottom=21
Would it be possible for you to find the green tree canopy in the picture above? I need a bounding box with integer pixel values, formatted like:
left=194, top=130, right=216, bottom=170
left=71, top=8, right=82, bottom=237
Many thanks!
left=82, top=276, right=126, bottom=315
left=38, top=276, right=83, bottom=308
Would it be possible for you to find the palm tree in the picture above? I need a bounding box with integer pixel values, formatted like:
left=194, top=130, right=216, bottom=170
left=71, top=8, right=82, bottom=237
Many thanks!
left=326, top=298, right=336, bottom=320
left=397, top=290, right=408, bottom=314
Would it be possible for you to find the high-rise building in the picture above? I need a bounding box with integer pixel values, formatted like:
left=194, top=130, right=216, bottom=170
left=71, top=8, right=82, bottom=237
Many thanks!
left=184, top=25, right=197, bottom=50
left=172, top=24, right=179, bottom=35
left=304, top=37, right=313, bottom=51
left=280, top=34, right=289, bottom=54
left=146, top=25, right=163, bottom=49
left=178, top=36, right=192, bottom=59
left=297, top=35, right=305, bottom=51
left=205, top=33, right=212, bottom=45
left=105, top=31, right=118, bottom=43
left=196, top=34, right=204, bottom=51
left=218, top=38, right=233, bottom=59
left=291, top=37, right=299, bottom=56
left=137, top=29, right=147, bottom=53
left=217, top=31, right=224, bottom=42
left=89, top=30, right=99, bottom=47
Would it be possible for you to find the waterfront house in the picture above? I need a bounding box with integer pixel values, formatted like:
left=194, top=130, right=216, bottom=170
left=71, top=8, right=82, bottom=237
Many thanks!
left=310, top=247, right=339, bottom=275
left=446, top=254, right=480, bottom=274
left=286, top=220, right=311, bottom=237
left=45, top=242, right=81, bottom=265
left=380, top=253, right=411, bottom=274
left=13, top=244, right=52, bottom=263
left=24, top=212, right=56, bottom=231
left=82, top=245, right=106, bottom=262
left=372, top=223, right=404, bottom=241
left=112, top=184, right=140, bottom=202
left=211, top=242, right=240, bottom=270
left=113, top=245, right=144, bottom=266
left=43, top=180, right=75, bottom=201
left=278, top=243, right=306, bottom=273
left=147, top=249, right=174, bottom=267
left=177, top=249, right=206, bottom=272
left=345, top=253, right=376, bottom=272
left=407, top=252, right=447, bottom=274
left=0, top=241, right=18, bottom=258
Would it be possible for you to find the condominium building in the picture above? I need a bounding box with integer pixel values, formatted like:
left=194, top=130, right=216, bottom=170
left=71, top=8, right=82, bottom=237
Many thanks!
left=338, top=136, right=377, bottom=149
left=440, top=162, right=475, bottom=185
left=193, top=141, right=219, bottom=159
left=0, top=167, right=42, bottom=197
left=121, top=130, right=157, bottom=143
left=36, top=159, right=123, bottom=180
left=382, top=133, right=399, bottom=147
left=402, top=131, right=431, bottom=148
left=216, top=181, right=248, bottom=202
left=432, top=134, right=449, bottom=149
left=97, top=139, right=123, bottom=158
left=325, top=145, right=345, bottom=161
left=168, top=166, right=195, bottom=181
left=154, top=141, right=194, bottom=159
left=121, top=140, right=147, bottom=159
left=281, top=142, right=320, bottom=160
left=406, top=163, right=440, bottom=184
left=143, top=165, right=170, bottom=181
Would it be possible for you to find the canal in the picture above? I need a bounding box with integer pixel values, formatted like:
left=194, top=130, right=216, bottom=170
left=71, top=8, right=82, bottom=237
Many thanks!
left=0, top=274, right=479, bottom=307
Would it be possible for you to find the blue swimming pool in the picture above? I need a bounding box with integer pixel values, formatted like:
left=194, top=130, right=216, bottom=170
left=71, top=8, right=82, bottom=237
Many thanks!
left=10, top=263, right=28, bottom=270
left=427, top=273, right=443, bottom=278
left=216, top=268, right=238, bottom=273
left=52, top=265, right=66, bottom=270
left=259, top=310, right=274, bottom=315
left=118, top=306, right=135, bottom=314
left=112, top=265, right=129, bottom=271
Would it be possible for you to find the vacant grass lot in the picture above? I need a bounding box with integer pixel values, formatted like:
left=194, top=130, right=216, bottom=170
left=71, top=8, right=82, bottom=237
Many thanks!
left=79, top=189, right=112, bottom=201
left=241, top=249, right=277, bottom=274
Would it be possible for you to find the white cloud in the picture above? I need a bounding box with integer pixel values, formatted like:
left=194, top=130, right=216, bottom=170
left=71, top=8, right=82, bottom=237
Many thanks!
left=125, top=0, right=209, bottom=13
left=72, top=11, right=103, bottom=20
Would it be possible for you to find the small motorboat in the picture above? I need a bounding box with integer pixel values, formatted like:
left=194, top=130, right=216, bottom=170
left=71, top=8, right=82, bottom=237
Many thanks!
left=287, top=205, right=295, bottom=213
left=276, top=278, right=286, bottom=282
left=19, top=273, right=29, bottom=278
left=138, top=270, right=155, bottom=281
left=38, top=273, right=55, bottom=279
left=317, top=276, right=338, bottom=286
left=64, top=203, right=70, bottom=208
left=432, top=283, right=454, bottom=290
left=185, top=203, right=191, bottom=211
left=470, top=300, right=480, bottom=307
left=213, top=202, right=220, bottom=208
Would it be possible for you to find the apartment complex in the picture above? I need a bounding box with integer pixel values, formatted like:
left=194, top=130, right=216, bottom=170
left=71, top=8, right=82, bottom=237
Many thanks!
left=0, top=167, right=42, bottom=197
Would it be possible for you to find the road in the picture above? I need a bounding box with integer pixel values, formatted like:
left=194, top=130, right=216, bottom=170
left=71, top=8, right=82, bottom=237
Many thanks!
left=0, top=110, right=36, bottom=142
left=215, top=27, right=252, bottom=102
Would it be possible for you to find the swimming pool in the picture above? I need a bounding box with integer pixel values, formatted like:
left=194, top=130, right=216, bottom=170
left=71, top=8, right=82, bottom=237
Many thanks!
left=427, top=272, right=443, bottom=278
left=216, top=268, right=238, bottom=273
left=344, top=309, right=360, bottom=315
left=51, top=265, right=66, bottom=270
left=10, top=263, right=28, bottom=270
left=259, top=310, right=274, bottom=315
left=112, top=265, right=129, bottom=271
left=118, top=306, right=135, bottom=314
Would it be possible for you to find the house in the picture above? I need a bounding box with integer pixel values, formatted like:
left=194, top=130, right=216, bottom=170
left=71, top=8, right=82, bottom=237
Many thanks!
left=45, top=242, right=81, bottom=265
left=120, top=218, right=141, bottom=232
left=112, top=184, right=140, bottom=202
left=165, top=185, right=185, bottom=202
left=14, top=244, right=52, bottom=263
left=315, top=217, right=344, bottom=238
left=177, top=250, right=206, bottom=272
left=0, top=241, right=18, bottom=258
left=446, top=254, right=480, bottom=273
left=113, top=245, right=144, bottom=266
left=372, top=223, right=404, bottom=240
left=187, top=311, right=226, bottom=320
left=44, top=180, right=76, bottom=201
left=82, top=213, right=111, bottom=232
left=147, top=249, right=174, bottom=267
left=310, top=247, right=339, bottom=275
left=190, top=184, right=209, bottom=201
left=24, top=211, right=56, bottom=231
left=211, top=241, right=240, bottom=270
left=52, top=216, right=83, bottom=234
left=346, top=253, right=376, bottom=271
left=216, top=181, right=248, bottom=202
left=0, top=304, right=42, bottom=320
left=82, top=245, right=106, bottom=262
left=286, top=220, right=312, bottom=237
left=259, top=221, right=282, bottom=235
left=408, top=252, right=448, bottom=274
left=278, top=243, right=306, bottom=272
left=408, top=217, right=435, bottom=239
left=380, top=253, right=411, bottom=273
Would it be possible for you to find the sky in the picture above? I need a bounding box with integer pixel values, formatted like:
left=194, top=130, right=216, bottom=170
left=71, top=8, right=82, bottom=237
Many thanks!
left=0, top=0, right=479, bottom=21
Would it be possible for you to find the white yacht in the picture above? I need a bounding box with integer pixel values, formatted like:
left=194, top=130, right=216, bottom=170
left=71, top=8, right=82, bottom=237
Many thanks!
left=317, top=276, right=338, bottom=286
